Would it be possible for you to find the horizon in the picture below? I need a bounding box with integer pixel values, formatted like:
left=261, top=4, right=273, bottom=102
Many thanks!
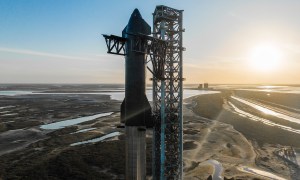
left=1, top=1, right=300, bottom=84
left=1, top=83, right=300, bottom=86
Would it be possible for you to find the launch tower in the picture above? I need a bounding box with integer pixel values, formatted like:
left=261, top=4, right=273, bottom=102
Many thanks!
left=152, top=5, right=184, bottom=179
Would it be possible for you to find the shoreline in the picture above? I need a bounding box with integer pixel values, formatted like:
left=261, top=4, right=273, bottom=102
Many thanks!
left=0, top=88, right=299, bottom=179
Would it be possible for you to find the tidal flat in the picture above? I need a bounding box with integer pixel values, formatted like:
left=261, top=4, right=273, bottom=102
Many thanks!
left=0, top=84, right=299, bottom=179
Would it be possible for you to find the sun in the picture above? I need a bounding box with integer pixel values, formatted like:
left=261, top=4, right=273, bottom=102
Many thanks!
left=249, top=43, right=283, bottom=72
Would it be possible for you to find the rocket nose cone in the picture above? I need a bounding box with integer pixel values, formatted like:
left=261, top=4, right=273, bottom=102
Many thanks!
left=133, top=8, right=140, bottom=14
left=123, top=8, right=151, bottom=36
left=130, top=8, right=142, bottom=21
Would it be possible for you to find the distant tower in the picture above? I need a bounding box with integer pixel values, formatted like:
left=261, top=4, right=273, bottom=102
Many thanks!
left=198, top=84, right=203, bottom=89
left=204, top=83, right=208, bottom=89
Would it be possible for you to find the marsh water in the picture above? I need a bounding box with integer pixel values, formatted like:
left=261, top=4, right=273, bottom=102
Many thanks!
left=232, top=96, right=300, bottom=124
left=2, top=84, right=300, bottom=134
left=70, top=132, right=121, bottom=146
left=0, top=89, right=219, bottom=101
left=40, top=112, right=113, bottom=130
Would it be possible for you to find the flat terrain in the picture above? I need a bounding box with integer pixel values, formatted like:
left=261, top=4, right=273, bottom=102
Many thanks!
left=0, top=85, right=299, bottom=179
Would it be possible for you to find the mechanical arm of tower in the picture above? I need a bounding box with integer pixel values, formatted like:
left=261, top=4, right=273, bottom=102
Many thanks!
left=102, top=5, right=184, bottom=180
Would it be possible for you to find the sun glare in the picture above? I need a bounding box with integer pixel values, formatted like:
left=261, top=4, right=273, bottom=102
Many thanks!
left=249, top=43, right=283, bottom=72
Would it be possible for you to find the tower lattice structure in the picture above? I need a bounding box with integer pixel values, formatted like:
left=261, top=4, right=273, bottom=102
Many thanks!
left=152, top=5, right=185, bottom=180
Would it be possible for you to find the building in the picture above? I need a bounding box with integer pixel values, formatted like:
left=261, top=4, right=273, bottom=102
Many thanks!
left=204, top=83, right=209, bottom=89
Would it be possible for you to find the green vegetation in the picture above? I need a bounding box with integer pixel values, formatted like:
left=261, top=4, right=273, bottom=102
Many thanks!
left=0, top=123, right=6, bottom=132
left=0, top=135, right=153, bottom=179
left=0, top=140, right=125, bottom=179
left=192, top=94, right=224, bottom=119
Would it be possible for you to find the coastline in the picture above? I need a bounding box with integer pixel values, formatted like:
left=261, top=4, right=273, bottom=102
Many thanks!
left=190, top=92, right=300, bottom=179
left=0, top=88, right=299, bottom=179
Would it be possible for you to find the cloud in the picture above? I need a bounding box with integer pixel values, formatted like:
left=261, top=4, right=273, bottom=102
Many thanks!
left=0, top=47, right=99, bottom=61
left=206, top=55, right=246, bottom=61
left=228, top=11, right=245, bottom=21
left=184, top=55, right=247, bottom=70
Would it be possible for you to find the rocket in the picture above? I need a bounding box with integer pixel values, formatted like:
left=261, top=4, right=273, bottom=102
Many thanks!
left=103, top=8, right=156, bottom=180
left=121, top=9, right=153, bottom=180
left=121, top=9, right=153, bottom=128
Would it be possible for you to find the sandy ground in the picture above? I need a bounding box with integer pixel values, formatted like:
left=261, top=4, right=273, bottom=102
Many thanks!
left=189, top=93, right=300, bottom=179
left=0, top=85, right=299, bottom=179
left=182, top=97, right=282, bottom=179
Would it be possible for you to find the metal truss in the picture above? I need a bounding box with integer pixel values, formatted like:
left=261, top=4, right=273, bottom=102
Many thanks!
left=131, top=34, right=168, bottom=80
left=102, top=34, right=167, bottom=79
left=152, top=5, right=184, bottom=180
left=103, top=35, right=127, bottom=55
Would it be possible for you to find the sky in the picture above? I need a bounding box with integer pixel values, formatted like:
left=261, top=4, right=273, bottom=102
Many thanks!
left=0, top=0, right=300, bottom=84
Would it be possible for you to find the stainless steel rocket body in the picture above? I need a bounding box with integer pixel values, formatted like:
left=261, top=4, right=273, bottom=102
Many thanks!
left=121, top=9, right=152, bottom=127
left=121, top=9, right=152, bottom=180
